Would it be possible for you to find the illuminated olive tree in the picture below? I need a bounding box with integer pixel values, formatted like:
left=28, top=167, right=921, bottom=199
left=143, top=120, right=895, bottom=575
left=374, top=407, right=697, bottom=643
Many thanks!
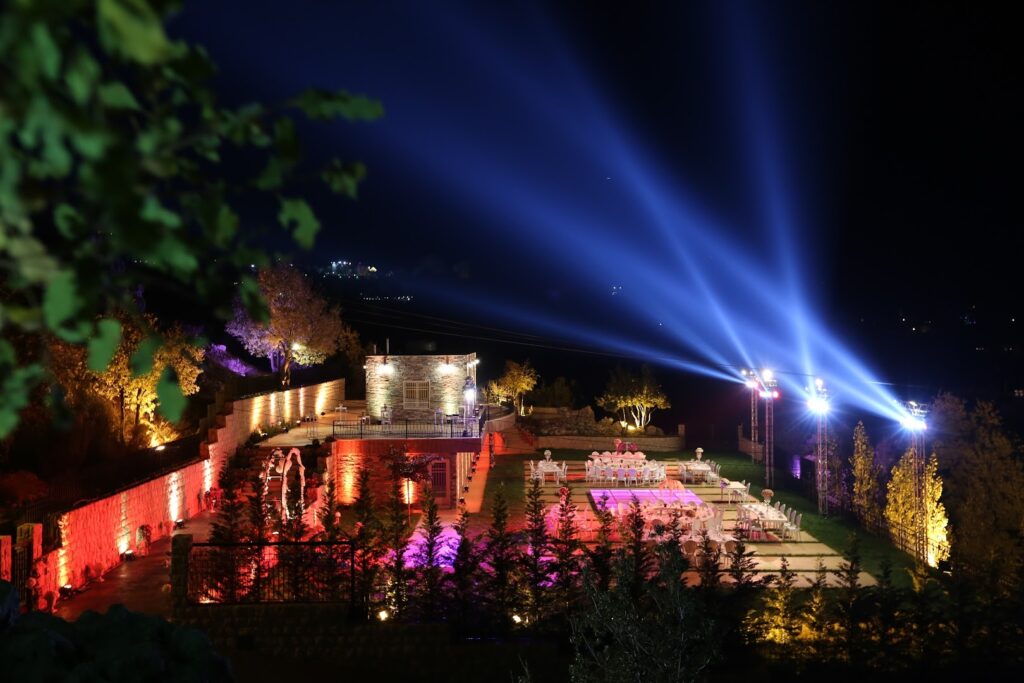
left=227, top=265, right=352, bottom=387
left=49, top=316, right=203, bottom=446
left=598, top=364, right=670, bottom=430
left=487, top=360, right=538, bottom=416
left=0, top=0, right=379, bottom=436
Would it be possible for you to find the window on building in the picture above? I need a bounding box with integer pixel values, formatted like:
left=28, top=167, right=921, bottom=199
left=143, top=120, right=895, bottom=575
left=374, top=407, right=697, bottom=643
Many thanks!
left=404, top=380, right=430, bottom=409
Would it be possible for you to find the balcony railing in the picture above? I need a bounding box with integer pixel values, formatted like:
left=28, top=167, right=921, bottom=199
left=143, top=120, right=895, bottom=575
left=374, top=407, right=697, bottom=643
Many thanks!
left=331, top=418, right=481, bottom=440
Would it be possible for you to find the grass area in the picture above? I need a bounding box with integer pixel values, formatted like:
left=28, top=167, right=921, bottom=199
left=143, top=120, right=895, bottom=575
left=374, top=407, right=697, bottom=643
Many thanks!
left=478, top=448, right=915, bottom=586
left=710, top=452, right=915, bottom=587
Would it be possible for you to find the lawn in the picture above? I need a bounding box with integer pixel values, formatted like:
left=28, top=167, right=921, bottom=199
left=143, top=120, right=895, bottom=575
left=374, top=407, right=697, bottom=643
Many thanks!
left=477, top=448, right=916, bottom=586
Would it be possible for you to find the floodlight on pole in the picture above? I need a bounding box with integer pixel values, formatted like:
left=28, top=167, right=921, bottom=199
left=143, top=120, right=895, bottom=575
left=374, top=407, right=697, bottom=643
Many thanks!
left=760, top=369, right=778, bottom=489
left=808, top=379, right=831, bottom=515
left=899, top=400, right=930, bottom=564
left=740, top=369, right=759, bottom=448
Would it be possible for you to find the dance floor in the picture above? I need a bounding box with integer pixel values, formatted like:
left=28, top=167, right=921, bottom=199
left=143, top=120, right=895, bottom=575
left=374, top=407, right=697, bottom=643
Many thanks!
left=588, top=488, right=704, bottom=508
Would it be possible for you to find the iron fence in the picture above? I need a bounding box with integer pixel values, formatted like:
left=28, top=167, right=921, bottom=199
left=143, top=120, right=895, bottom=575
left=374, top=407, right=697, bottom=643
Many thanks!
left=186, top=541, right=356, bottom=605
left=332, top=419, right=481, bottom=440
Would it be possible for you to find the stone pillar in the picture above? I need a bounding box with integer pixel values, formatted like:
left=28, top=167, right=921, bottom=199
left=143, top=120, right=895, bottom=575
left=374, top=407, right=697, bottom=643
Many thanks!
left=170, top=534, right=193, bottom=609
left=0, top=536, right=11, bottom=582
left=16, top=523, right=42, bottom=560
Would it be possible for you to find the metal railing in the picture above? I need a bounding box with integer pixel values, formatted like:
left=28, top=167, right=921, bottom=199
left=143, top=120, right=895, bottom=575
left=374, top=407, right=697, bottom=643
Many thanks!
left=331, top=419, right=481, bottom=439
left=186, top=541, right=356, bottom=605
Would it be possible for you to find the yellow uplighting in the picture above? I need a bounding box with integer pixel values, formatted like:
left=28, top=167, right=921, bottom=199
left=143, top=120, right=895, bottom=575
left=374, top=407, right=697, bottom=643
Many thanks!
left=377, top=609, right=389, bottom=621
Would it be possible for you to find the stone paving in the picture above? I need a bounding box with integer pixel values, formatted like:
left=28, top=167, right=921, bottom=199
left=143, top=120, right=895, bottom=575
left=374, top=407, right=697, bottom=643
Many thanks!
left=521, top=460, right=876, bottom=586
left=53, top=513, right=214, bottom=621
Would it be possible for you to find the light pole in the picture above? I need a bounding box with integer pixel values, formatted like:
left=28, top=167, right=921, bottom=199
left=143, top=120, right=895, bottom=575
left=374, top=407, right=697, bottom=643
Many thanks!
left=900, top=401, right=929, bottom=563
left=463, top=377, right=477, bottom=437
left=807, top=378, right=830, bottom=515
left=741, top=369, right=759, bottom=448
left=759, top=369, right=779, bottom=489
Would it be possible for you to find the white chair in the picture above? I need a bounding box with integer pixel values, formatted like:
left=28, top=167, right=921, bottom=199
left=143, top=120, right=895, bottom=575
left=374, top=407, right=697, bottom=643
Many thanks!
left=616, top=467, right=627, bottom=487
left=559, top=462, right=568, bottom=484
left=705, top=464, right=720, bottom=484
left=626, top=467, right=638, bottom=486
left=603, top=466, right=616, bottom=485
left=584, top=462, right=594, bottom=483
left=784, top=512, right=802, bottom=542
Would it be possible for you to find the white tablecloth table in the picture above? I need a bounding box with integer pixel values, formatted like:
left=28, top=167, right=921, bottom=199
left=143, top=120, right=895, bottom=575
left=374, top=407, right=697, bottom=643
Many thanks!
left=738, top=503, right=789, bottom=536
left=535, top=460, right=563, bottom=483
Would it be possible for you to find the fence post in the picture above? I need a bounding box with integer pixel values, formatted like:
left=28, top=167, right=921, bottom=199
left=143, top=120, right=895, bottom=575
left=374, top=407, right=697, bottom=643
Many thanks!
left=349, top=541, right=356, bottom=617
left=0, top=536, right=11, bottom=582
left=170, top=534, right=193, bottom=610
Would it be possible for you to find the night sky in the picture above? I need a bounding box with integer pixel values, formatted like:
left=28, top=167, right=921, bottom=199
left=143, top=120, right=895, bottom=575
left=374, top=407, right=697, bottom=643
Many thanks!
left=170, top=1, right=1022, bottom=423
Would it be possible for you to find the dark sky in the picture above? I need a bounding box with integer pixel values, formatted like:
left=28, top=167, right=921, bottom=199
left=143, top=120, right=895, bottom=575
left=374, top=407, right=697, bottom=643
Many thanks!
left=170, top=1, right=1022, bottom=403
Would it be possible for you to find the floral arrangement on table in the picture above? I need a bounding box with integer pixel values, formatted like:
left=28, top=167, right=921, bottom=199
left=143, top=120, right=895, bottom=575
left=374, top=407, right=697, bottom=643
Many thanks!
left=761, top=488, right=774, bottom=504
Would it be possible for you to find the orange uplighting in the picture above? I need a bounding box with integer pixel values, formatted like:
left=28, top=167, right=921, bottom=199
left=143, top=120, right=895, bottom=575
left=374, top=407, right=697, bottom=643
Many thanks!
left=336, top=452, right=359, bottom=505
left=403, top=478, right=416, bottom=505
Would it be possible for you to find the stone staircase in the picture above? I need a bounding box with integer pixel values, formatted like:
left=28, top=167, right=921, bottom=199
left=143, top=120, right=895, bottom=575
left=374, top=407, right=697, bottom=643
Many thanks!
left=497, top=427, right=536, bottom=455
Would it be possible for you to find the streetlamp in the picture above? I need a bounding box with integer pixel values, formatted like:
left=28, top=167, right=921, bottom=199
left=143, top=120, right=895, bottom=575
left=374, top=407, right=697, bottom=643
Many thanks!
left=807, top=378, right=830, bottom=515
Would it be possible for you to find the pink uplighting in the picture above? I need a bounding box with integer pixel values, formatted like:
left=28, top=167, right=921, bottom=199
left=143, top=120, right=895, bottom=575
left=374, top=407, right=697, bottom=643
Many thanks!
left=589, top=488, right=704, bottom=509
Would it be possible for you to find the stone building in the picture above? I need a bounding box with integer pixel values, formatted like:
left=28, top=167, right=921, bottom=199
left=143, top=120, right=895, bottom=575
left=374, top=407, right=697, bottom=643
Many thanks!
left=365, top=353, right=479, bottom=421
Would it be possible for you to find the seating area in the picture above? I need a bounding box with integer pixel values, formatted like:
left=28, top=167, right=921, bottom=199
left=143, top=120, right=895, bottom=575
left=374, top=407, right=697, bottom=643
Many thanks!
left=584, top=461, right=667, bottom=486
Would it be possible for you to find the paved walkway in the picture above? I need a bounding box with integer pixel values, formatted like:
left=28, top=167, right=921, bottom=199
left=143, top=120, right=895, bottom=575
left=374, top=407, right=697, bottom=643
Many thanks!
left=53, top=513, right=214, bottom=621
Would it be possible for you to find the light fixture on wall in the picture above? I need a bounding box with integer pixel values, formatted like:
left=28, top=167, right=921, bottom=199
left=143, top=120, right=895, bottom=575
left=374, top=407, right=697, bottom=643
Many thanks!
left=440, top=356, right=455, bottom=374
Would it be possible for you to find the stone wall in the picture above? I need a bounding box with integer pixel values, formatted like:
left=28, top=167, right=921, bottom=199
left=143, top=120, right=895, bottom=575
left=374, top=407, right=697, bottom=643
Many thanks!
left=6, top=378, right=346, bottom=609
left=27, top=456, right=213, bottom=605
left=365, top=354, right=477, bottom=421
left=209, top=379, right=345, bottom=451
left=329, top=437, right=480, bottom=509
left=535, top=435, right=685, bottom=452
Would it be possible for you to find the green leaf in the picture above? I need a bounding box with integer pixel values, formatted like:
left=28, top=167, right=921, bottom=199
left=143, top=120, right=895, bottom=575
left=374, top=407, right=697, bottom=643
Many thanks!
left=156, top=366, right=186, bottom=422
left=31, top=23, right=61, bottom=80
left=289, top=89, right=384, bottom=121
left=97, top=0, right=173, bottom=65
left=321, top=159, right=367, bottom=199
left=141, top=195, right=181, bottom=228
left=277, top=198, right=320, bottom=249
left=131, top=335, right=161, bottom=375
left=213, top=204, right=239, bottom=247
left=99, top=81, right=140, bottom=110
left=7, top=236, right=60, bottom=283
left=54, top=204, right=83, bottom=239
left=70, top=128, right=112, bottom=160
left=0, top=363, right=46, bottom=439
left=65, top=49, right=102, bottom=104
left=153, top=236, right=198, bottom=272
left=254, top=156, right=290, bottom=191
left=87, top=318, right=123, bottom=371
left=238, top=275, right=268, bottom=322
left=43, top=271, right=80, bottom=330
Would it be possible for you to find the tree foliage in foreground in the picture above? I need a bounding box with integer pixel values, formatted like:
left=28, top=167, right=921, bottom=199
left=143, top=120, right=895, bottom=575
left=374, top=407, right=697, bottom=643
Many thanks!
left=0, top=0, right=381, bottom=436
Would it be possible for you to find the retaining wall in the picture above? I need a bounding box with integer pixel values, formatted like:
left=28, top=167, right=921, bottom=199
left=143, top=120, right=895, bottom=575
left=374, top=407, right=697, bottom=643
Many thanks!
left=8, top=378, right=345, bottom=610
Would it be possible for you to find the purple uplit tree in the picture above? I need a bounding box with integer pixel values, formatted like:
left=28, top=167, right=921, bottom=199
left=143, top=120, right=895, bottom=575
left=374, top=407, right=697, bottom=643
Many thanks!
left=226, top=265, right=353, bottom=387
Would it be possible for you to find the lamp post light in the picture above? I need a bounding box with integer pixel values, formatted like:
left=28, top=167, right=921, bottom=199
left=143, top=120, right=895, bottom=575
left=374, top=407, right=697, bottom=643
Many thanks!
left=900, top=400, right=929, bottom=563
left=807, top=378, right=830, bottom=515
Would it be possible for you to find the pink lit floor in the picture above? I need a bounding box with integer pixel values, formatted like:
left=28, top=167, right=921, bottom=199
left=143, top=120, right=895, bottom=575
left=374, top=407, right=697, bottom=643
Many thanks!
left=588, top=488, right=704, bottom=509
